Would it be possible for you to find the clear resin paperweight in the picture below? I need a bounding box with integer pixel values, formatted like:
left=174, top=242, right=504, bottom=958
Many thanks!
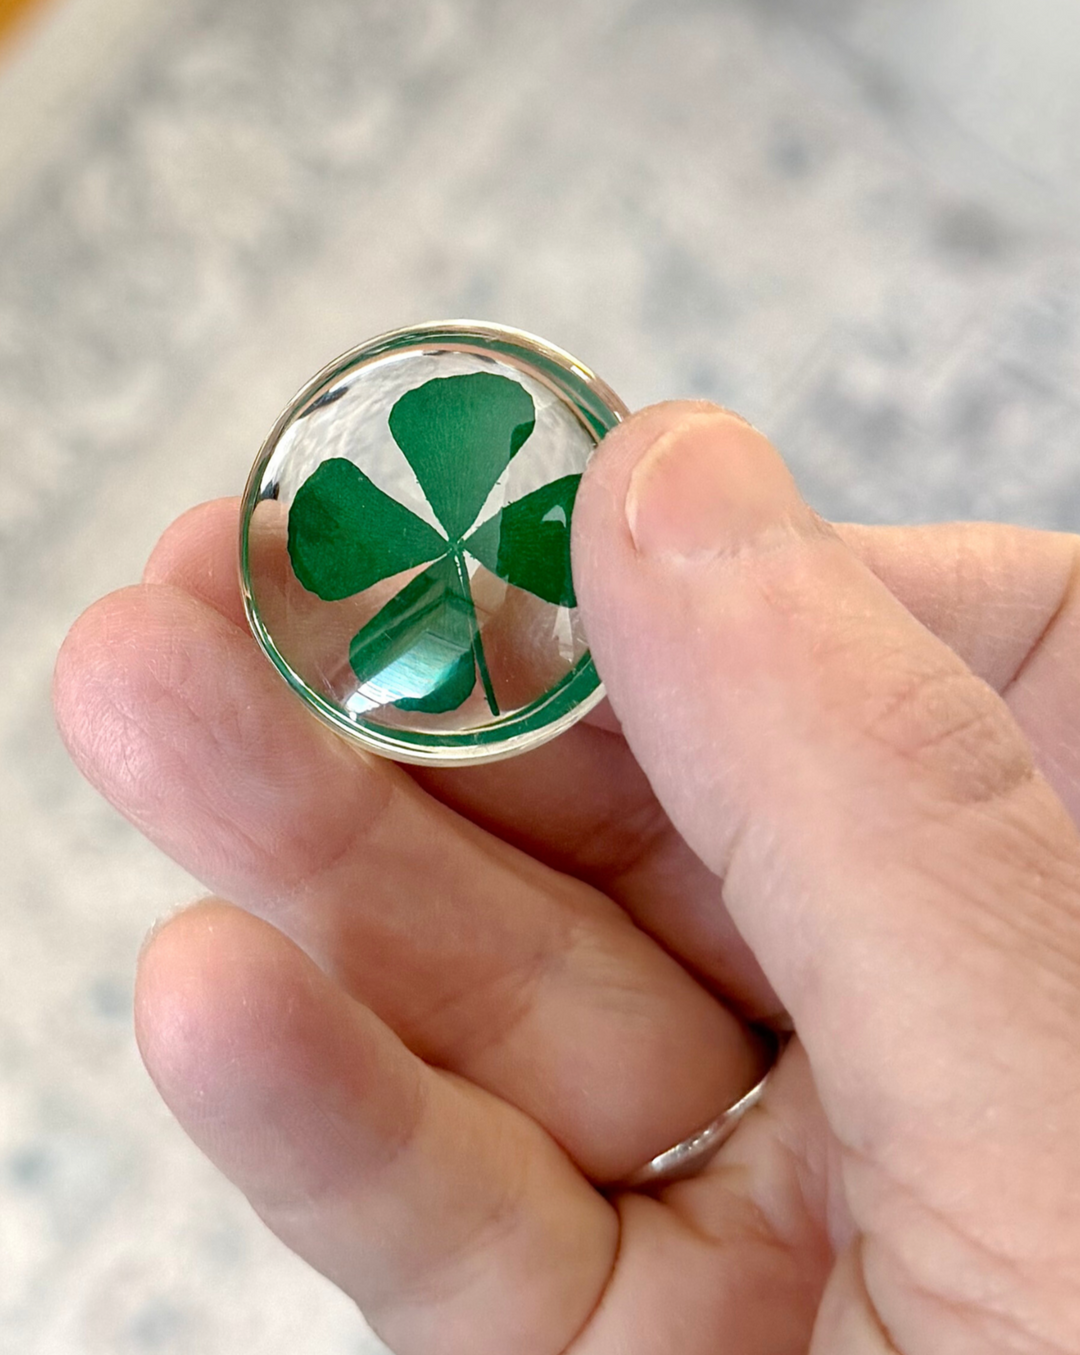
left=240, top=322, right=628, bottom=766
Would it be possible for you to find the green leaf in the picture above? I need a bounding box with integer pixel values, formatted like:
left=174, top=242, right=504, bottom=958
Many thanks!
left=288, top=458, right=446, bottom=601
left=395, top=648, right=476, bottom=713
left=349, top=555, right=478, bottom=713
left=388, top=373, right=536, bottom=540
left=465, top=474, right=581, bottom=608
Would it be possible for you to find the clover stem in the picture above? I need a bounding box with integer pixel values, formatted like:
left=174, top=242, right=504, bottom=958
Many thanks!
left=452, top=546, right=500, bottom=717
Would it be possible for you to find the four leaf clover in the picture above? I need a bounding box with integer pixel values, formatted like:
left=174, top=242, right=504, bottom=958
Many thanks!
left=286, top=372, right=581, bottom=716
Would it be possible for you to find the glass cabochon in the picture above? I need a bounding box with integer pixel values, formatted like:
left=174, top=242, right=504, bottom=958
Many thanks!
left=240, top=323, right=628, bottom=765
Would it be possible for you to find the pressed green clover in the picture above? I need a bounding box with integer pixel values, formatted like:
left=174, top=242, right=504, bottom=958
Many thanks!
left=286, top=371, right=582, bottom=716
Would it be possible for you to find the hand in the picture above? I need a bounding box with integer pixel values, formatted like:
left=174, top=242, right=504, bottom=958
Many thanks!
left=54, top=403, right=1080, bottom=1354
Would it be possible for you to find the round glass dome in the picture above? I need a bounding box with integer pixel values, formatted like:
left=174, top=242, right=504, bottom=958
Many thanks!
left=240, top=322, right=628, bottom=766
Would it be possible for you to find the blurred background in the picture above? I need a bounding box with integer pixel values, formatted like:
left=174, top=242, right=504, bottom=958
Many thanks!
left=2, top=0, right=1079, bottom=1350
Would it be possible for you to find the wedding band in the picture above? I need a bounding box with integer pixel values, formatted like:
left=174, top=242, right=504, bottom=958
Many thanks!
left=621, top=1036, right=782, bottom=1190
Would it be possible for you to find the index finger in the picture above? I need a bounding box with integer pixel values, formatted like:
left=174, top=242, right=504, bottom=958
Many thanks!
left=145, top=497, right=1080, bottom=1020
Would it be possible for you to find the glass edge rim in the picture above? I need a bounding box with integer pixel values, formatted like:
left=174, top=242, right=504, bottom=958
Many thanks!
left=240, top=319, right=629, bottom=511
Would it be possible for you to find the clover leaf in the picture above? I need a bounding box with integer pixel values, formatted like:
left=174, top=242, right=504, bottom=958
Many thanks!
left=287, top=371, right=581, bottom=716
left=389, top=371, right=536, bottom=538
left=464, top=473, right=581, bottom=609
left=287, top=458, right=446, bottom=601
left=347, top=555, right=479, bottom=714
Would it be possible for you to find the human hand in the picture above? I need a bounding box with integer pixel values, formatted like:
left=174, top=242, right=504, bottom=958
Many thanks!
left=54, top=403, right=1080, bottom=1353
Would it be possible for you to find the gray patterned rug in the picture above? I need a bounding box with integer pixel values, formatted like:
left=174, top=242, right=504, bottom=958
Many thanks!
left=2, top=0, right=1078, bottom=1350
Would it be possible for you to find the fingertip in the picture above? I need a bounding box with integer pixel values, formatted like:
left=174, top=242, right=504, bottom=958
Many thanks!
left=574, top=401, right=801, bottom=634
left=53, top=585, right=152, bottom=781
left=143, top=497, right=245, bottom=627
left=136, top=895, right=254, bottom=997
left=134, top=899, right=279, bottom=1089
left=573, top=401, right=812, bottom=753
left=581, top=400, right=754, bottom=500
left=57, top=498, right=244, bottom=775
left=626, top=415, right=804, bottom=561
left=580, top=400, right=806, bottom=568
left=54, top=585, right=237, bottom=817
left=134, top=900, right=382, bottom=1150
left=133, top=895, right=441, bottom=1241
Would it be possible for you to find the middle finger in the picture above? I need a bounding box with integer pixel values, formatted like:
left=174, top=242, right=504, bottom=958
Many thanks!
left=55, top=577, right=762, bottom=1183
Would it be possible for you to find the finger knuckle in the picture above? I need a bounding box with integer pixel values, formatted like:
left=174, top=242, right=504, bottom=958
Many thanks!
left=856, top=657, right=1036, bottom=809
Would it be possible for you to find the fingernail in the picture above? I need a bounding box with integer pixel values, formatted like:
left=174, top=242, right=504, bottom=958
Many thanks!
left=625, top=411, right=804, bottom=560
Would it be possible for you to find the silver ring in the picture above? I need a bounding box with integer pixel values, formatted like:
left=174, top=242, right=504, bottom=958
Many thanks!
left=621, top=1044, right=780, bottom=1190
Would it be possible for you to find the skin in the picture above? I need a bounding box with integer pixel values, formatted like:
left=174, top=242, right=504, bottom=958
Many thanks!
left=53, top=402, right=1080, bottom=1354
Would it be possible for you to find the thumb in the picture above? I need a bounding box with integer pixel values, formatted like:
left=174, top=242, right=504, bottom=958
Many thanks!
left=574, top=402, right=1080, bottom=1346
